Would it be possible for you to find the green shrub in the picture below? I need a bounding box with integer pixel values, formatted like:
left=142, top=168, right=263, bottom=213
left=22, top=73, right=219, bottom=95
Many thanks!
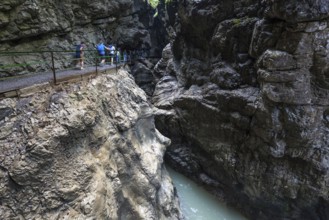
left=148, top=0, right=159, bottom=8
left=146, top=0, right=172, bottom=8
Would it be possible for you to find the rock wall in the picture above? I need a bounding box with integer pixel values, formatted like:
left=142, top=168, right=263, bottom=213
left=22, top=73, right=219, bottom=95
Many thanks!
left=0, top=69, right=182, bottom=219
left=0, top=0, right=166, bottom=77
left=153, top=0, right=329, bottom=219
left=0, top=0, right=154, bottom=49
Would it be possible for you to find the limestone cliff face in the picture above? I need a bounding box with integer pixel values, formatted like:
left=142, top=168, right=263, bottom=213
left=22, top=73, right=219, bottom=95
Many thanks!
left=0, top=69, right=182, bottom=219
left=0, top=0, right=166, bottom=77
left=153, top=0, right=329, bottom=219
left=0, top=0, right=153, bottom=49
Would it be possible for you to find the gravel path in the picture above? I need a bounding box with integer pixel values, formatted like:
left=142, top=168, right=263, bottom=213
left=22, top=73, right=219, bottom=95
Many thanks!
left=0, top=64, right=118, bottom=93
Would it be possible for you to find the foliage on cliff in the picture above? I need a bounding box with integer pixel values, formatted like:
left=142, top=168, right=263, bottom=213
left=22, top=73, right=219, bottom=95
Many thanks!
left=147, top=0, right=172, bottom=8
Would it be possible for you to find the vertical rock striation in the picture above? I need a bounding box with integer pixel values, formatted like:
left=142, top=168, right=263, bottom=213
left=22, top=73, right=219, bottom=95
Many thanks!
left=0, top=69, right=182, bottom=219
left=153, top=0, right=329, bottom=219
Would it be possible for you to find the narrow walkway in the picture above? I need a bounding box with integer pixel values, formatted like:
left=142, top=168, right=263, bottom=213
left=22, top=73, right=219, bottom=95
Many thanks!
left=0, top=64, right=118, bottom=94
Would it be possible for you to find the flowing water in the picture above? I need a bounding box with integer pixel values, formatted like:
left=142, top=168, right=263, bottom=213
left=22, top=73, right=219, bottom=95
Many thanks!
left=166, top=166, right=247, bottom=220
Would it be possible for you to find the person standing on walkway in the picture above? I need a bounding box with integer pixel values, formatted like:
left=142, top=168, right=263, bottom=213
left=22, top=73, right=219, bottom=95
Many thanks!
left=116, top=49, right=121, bottom=64
left=123, top=50, right=127, bottom=63
left=96, top=42, right=110, bottom=66
left=109, top=44, right=116, bottom=65
left=75, top=41, right=86, bottom=70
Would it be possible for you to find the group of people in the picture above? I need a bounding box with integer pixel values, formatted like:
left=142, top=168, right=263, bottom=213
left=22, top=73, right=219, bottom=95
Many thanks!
left=75, top=41, right=128, bottom=69
left=96, top=43, right=117, bottom=66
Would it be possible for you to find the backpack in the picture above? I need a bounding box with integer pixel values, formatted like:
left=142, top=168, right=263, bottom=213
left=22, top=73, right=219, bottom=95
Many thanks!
left=97, top=44, right=104, bottom=52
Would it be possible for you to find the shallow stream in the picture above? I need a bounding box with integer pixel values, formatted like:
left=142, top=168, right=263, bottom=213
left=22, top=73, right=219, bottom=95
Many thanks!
left=166, top=166, right=247, bottom=220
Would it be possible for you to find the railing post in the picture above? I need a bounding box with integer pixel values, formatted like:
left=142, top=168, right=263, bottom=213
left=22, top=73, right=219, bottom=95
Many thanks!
left=51, top=51, right=57, bottom=84
left=115, top=50, right=118, bottom=73
left=95, top=53, right=98, bottom=75
left=130, top=50, right=132, bottom=65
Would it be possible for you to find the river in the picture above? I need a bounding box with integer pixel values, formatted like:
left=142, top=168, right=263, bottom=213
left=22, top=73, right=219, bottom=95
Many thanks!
left=166, top=166, right=247, bottom=220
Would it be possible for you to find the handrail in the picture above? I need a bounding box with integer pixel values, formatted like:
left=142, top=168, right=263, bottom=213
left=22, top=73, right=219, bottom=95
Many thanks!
left=0, top=49, right=95, bottom=54
left=0, top=60, right=49, bottom=69
left=0, top=48, right=157, bottom=92
left=0, top=48, right=151, bottom=54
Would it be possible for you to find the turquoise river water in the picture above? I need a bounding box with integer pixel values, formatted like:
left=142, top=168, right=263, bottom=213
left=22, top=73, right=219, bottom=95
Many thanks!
left=166, top=166, right=247, bottom=220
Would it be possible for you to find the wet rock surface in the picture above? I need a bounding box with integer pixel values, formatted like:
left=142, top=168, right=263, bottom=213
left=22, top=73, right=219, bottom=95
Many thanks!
left=0, top=69, right=182, bottom=219
left=153, top=0, right=329, bottom=219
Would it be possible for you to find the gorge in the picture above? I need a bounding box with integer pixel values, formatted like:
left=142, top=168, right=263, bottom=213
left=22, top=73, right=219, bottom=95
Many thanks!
left=1, top=0, right=329, bottom=219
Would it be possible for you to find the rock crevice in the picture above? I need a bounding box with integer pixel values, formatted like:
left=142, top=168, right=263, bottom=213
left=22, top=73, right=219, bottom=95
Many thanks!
left=152, top=0, right=329, bottom=219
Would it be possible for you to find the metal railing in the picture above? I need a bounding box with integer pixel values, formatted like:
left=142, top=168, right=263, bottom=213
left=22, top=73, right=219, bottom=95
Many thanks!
left=0, top=48, right=152, bottom=84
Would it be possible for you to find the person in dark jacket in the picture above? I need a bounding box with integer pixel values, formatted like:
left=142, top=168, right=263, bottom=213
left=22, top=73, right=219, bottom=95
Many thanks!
left=75, top=41, right=86, bottom=70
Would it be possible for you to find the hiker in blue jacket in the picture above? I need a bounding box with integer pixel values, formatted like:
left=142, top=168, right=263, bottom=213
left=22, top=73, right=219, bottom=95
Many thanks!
left=96, top=43, right=110, bottom=66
